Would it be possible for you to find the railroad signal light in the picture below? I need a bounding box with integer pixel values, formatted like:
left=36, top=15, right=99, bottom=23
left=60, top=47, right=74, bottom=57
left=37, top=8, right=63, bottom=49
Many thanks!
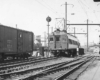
left=46, top=16, right=51, bottom=22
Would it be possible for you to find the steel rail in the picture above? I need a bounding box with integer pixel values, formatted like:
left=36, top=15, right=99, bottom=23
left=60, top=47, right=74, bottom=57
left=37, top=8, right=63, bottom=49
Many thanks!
left=21, top=56, right=91, bottom=80
left=0, top=57, right=58, bottom=76
left=0, top=56, right=56, bottom=68
left=55, top=56, right=96, bottom=80
left=0, top=56, right=86, bottom=80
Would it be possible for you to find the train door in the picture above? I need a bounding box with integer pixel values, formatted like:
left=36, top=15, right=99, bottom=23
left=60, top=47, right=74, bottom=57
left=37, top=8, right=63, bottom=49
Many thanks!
left=55, top=35, right=61, bottom=49
left=23, top=32, right=33, bottom=52
left=17, top=30, right=23, bottom=53
left=49, top=35, right=55, bottom=50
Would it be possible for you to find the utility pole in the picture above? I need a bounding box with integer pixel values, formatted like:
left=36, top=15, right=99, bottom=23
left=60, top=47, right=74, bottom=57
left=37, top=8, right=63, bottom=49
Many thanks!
left=65, top=2, right=67, bottom=31
left=65, top=2, right=69, bottom=49
left=99, top=35, right=100, bottom=54
left=64, top=2, right=74, bottom=30
left=87, top=19, right=89, bottom=51
left=65, top=2, right=74, bottom=49
left=44, top=32, right=46, bottom=47
left=74, top=27, right=75, bottom=36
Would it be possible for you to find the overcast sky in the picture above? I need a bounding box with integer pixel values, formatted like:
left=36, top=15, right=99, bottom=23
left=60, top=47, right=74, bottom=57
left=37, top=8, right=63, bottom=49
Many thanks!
left=0, top=0, right=100, bottom=46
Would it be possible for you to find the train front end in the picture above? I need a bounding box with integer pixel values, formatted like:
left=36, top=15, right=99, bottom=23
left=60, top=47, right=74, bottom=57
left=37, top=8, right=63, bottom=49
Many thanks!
left=49, top=29, right=68, bottom=57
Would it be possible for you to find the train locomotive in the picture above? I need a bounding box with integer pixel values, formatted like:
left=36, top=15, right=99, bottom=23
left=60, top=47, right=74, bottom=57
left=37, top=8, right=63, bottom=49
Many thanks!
left=0, top=25, right=34, bottom=60
left=49, top=29, right=84, bottom=57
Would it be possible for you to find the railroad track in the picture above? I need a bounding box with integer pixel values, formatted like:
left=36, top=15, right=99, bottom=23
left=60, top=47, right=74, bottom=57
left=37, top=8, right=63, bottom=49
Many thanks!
left=0, top=56, right=87, bottom=80
left=0, top=56, right=58, bottom=69
left=0, top=56, right=56, bottom=67
left=0, top=57, right=61, bottom=79
left=22, top=56, right=96, bottom=80
left=54, top=57, right=96, bottom=80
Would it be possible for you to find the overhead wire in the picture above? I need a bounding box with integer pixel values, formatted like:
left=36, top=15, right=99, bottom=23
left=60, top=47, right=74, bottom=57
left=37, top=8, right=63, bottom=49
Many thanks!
left=80, top=0, right=100, bottom=23
left=35, top=0, right=61, bottom=17
left=77, top=0, right=89, bottom=19
left=93, top=11, right=100, bottom=23
left=80, top=0, right=91, bottom=10
left=41, top=0, right=58, bottom=13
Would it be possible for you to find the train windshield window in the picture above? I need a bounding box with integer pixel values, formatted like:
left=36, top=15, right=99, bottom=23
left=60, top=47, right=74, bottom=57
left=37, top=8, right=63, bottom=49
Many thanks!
left=50, top=37, right=53, bottom=41
left=55, top=36, right=60, bottom=41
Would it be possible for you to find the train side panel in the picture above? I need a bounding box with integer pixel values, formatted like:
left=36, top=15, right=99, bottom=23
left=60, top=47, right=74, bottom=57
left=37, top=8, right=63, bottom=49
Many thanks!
left=0, top=25, right=5, bottom=53
left=23, top=31, right=33, bottom=53
left=68, top=44, right=78, bottom=49
left=0, top=25, right=17, bottom=53
left=0, top=25, right=34, bottom=59
left=17, top=30, right=34, bottom=53
left=60, top=35, right=68, bottom=49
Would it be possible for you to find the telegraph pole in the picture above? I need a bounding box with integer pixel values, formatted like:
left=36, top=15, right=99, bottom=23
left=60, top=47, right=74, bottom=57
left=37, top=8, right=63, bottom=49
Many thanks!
left=74, top=27, right=75, bottom=36
left=65, top=2, right=69, bottom=49
left=44, top=32, right=46, bottom=47
left=99, top=35, right=100, bottom=54
left=65, top=2, right=74, bottom=49
left=65, top=2, right=67, bottom=31
left=87, top=19, right=89, bottom=51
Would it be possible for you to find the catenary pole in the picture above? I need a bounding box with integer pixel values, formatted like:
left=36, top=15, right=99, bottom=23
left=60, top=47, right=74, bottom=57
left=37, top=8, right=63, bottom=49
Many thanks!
left=65, top=2, right=67, bottom=31
left=87, top=19, right=88, bottom=51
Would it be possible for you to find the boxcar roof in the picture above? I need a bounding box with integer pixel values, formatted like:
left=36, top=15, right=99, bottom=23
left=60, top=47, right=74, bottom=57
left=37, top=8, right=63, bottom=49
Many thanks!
left=0, top=24, right=33, bottom=33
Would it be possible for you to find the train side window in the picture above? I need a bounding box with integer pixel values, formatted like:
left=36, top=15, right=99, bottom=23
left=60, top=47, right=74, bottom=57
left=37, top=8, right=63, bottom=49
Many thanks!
left=78, top=42, right=80, bottom=46
left=69, top=39, right=72, bottom=44
left=76, top=41, right=78, bottom=45
left=72, top=40, right=74, bottom=44
left=50, top=37, right=53, bottom=41
left=69, top=39, right=71, bottom=44
left=75, top=41, right=77, bottom=45
left=74, top=41, right=76, bottom=45
left=72, top=40, right=77, bottom=45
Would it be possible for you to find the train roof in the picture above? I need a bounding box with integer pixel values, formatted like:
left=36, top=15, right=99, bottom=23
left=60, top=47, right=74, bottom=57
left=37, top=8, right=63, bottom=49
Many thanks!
left=50, top=29, right=79, bottom=42
left=53, top=29, right=76, bottom=37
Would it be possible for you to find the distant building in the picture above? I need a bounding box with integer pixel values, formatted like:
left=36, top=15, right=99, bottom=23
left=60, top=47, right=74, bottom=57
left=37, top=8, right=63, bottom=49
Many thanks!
left=89, top=45, right=99, bottom=53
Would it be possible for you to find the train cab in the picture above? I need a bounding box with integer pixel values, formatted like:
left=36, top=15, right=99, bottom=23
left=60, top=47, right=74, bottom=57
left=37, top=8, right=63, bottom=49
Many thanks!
left=49, top=29, right=81, bottom=57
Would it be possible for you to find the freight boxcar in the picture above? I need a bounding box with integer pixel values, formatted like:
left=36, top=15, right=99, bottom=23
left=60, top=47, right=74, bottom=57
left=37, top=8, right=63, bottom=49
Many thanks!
left=0, top=25, right=34, bottom=60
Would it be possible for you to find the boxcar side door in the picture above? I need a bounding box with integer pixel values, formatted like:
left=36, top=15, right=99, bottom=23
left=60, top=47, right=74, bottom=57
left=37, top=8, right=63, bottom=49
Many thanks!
left=17, top=30, right=23, bottom=53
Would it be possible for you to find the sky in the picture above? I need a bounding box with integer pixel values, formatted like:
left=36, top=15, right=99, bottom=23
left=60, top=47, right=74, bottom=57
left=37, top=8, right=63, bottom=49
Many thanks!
left=0, top=0, right=100, bottom=46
